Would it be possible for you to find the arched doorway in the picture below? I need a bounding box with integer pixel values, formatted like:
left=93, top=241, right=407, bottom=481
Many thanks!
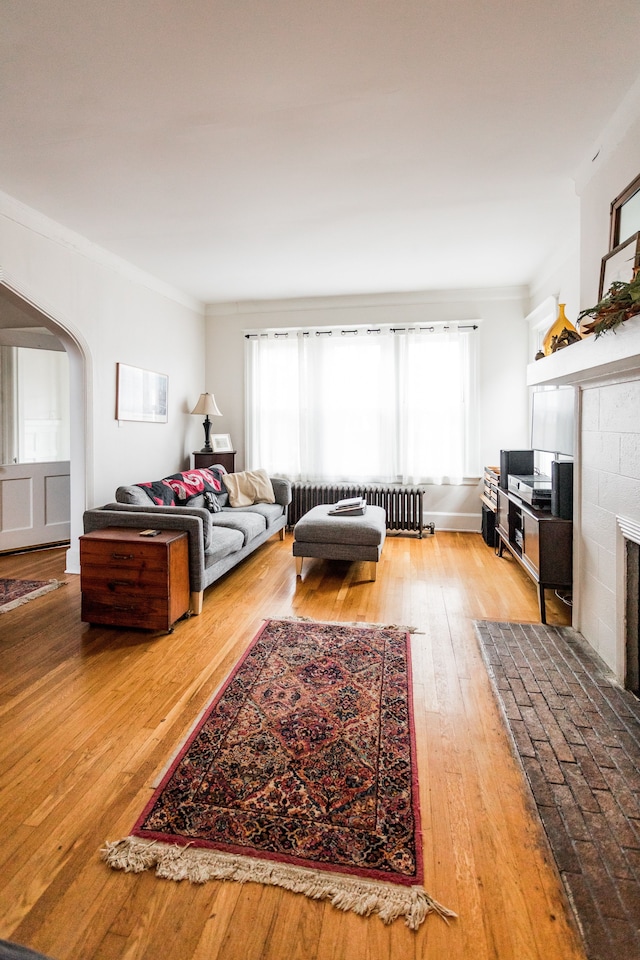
left=0, top=280, right=91, bottom=574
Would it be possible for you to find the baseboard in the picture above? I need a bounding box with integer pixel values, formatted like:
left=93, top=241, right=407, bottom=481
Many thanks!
left=424, top=511, right=482, bottom=533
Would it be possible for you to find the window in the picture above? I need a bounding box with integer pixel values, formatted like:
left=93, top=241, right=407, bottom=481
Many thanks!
left=245, top=324, right=479, bottom=484
left=0, top=346, right=70, bottom=464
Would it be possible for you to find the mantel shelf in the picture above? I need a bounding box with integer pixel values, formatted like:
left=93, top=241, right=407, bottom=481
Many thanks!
left=527, top=315, right=640, bottom=388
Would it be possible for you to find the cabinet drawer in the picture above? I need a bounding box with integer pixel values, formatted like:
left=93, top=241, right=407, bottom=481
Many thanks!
left=81, top=594, right=169, bottom=630
left=80, top=538, right=171, bottom=567
left=80, top=561, right=168, bottom=598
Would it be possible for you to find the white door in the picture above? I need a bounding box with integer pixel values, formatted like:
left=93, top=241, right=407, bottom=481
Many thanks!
left=0, top=460, right=70, bottom=551
left=0, top=344, right=71, bottom=552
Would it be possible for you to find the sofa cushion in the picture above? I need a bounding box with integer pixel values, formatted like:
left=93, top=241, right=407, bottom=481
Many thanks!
left=210, top=511, right=267, bottom=545
left=223, top=469, right=275, bottom=508
left=224, top=502, right=284, bottom=528
left=204, top=525, right=244, bottom=563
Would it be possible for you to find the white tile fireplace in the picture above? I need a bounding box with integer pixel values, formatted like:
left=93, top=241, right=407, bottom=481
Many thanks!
left=527, top=316, right=640, bottom=686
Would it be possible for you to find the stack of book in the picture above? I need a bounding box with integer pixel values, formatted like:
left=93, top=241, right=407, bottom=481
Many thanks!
left=328, top=497, right=367, bottom=517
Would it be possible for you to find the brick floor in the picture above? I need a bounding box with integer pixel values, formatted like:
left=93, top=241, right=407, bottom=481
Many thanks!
left=475, top=621, right=640, bottom=960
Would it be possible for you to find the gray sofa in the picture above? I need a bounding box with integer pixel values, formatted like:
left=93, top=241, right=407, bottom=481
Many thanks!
left=83, top=469, right=291, bottom=614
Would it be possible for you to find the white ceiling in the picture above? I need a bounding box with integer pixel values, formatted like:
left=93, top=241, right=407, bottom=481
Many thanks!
left=2, top=0, right=640, bottom=304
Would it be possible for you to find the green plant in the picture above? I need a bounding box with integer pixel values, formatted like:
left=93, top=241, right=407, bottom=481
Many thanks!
left=578, top=271, right=640, bottom=338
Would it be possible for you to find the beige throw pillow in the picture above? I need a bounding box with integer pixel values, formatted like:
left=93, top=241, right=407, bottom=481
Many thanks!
left=223, top=469, right=275, bottom=508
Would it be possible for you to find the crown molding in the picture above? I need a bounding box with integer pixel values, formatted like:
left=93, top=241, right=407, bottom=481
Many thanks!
left=205, top=285, right=528, bottom=317
left=0, top=191, right=204, bottom=314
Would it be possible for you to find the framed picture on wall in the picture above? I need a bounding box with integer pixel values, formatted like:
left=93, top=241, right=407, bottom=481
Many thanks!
left=599, top=232, right=640, bottom=299
left=116, top=363, right=168, bottom=423
left=212, top=433, right=233, bottom=452
left=609, top=172, right=640, bottom=249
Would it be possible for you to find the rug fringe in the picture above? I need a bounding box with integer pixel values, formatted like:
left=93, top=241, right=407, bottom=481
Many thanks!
left=269, top=616, right=421, bottom=634
left=101, top=836, right=456, bottom=930
left=0, top=578, right=65, bottom=614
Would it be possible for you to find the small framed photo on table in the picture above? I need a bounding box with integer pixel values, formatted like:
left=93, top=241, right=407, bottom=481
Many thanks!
left=212, top=433, right=233, bottom=453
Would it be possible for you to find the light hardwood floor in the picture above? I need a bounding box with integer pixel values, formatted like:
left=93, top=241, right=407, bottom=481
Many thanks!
left=0, top=531, right=585, bottom=960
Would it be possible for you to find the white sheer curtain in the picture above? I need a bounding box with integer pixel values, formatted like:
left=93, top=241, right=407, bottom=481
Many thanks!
left=245, top=325, right=479, bottom=483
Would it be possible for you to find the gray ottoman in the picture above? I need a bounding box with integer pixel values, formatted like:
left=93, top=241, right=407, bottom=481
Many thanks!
left=293, top=504, right=386, bottom=581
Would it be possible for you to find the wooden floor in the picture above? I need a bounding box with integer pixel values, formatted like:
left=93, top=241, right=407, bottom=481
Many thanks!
left=0, top=531, right=586, bottom=960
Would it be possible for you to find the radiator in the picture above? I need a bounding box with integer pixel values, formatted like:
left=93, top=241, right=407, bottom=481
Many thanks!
left=288, top=483, right=434, bottom=537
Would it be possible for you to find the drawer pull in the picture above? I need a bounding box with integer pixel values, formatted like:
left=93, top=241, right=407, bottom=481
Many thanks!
left=111, top=552, right=135, bottom=560
left=108, top=580, right=135, bottom=590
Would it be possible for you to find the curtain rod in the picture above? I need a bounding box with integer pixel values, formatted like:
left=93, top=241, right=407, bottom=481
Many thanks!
left=245, top=324, right=478, bottom=339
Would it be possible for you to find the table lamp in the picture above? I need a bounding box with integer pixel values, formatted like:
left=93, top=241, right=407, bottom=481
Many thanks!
left=191, top=392, right=222, bottom=453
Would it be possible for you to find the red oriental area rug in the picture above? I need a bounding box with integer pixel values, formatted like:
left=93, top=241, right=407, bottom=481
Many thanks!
left=103, top=618, right=455, bottom=929
left=0, top=578, right=63, bottom=613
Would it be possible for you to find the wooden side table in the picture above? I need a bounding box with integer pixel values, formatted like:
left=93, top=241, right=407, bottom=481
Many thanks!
left=80, top=528, right=190, bottom=632
left=192, top=450, right=236, bottom=473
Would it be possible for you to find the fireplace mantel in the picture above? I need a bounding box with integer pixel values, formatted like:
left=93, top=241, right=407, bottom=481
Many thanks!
left=527, top=316, right=640, bottom=388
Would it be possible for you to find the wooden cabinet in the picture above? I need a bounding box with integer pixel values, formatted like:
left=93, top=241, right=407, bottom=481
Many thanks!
left=80, top=528, right=190, bottom=632
left=481, top=465, right=500, bottom=512
left=192, top=451, right=236, bottom=473
left=480, top=465, right=500, bottom=545
left=496, top=488, right=572, bottom=624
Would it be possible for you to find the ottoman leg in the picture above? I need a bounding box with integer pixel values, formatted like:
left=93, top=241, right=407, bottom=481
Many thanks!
left=368, top=561, right=377, bottom=581
left=296, top=556, right=304, bottom=577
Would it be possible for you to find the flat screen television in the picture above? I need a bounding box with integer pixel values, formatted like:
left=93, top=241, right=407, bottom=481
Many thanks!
left=531, top=386, right=575, bottom=457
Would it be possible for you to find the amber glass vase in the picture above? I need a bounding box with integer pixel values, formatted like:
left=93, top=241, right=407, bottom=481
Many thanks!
left=542, top=303, right=579, bottom=356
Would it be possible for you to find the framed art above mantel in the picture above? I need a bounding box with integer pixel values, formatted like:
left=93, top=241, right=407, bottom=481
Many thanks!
left=609, top=172, right=640, bottom=250
left=599, top=231, right=640, bottom=300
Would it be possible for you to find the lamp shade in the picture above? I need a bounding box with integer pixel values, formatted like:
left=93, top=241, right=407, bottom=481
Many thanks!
left=190, top=392, right=222, bottom=417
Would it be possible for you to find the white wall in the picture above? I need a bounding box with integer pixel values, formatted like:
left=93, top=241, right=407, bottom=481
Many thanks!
left=527, top=232, right=581, bottom=332
left=0, top=192, right=206, bottom=570
left=529, top=80, right=640, bottom=323
left=578, top=95, right=640, bottom=310
left=528, top=82, right=640, bottom=675
left=573, top=99, right=640, bottom=675
left=205, top=287, right=531, bottom=530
